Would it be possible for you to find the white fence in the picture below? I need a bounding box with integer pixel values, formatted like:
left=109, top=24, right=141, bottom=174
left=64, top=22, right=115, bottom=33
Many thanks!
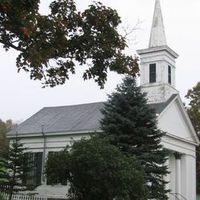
left=1, top=193, right=48, bottom=200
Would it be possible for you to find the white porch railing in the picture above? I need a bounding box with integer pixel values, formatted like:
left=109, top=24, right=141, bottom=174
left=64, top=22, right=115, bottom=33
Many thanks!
left=1, top=193, right=48, bottom=200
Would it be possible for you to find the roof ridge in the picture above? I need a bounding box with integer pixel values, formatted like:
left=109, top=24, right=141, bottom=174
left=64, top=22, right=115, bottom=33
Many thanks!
left=43, top=101, right=105, bottom=109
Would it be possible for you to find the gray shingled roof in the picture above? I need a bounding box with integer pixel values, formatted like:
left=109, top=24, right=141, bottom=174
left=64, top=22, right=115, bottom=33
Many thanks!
left=149, top=94, right=177, bottom=114
left=8, top=94, right=178, bottom=136
left=8, top=102, right=105, bottom=136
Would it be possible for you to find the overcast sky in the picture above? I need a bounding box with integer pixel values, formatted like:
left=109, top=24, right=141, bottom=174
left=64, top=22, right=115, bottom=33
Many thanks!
left=0, top=0, right=200, bottom=122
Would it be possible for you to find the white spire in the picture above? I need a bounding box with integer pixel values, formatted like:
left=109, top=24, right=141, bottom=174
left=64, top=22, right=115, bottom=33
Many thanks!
left=149, top=0, right=167, bottom=47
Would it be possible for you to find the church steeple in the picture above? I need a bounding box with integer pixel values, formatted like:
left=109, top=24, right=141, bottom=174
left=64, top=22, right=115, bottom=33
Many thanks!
left=137, top=0, right=179, bottom=104
left=149, top=0, right=167, bottom=47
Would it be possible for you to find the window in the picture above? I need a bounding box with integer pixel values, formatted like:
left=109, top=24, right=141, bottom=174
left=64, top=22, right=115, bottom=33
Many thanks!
left=168, top=65, right=171, bottom=84
left=24, top=152, right=43, bottom=187
left=149, top=64, right=156, bottom=83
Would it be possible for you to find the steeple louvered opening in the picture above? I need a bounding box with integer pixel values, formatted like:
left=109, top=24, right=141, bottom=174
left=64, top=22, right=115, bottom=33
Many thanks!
left=168, top=65, right=172, bottom=84
left=149, top=63, right=156, bottom=83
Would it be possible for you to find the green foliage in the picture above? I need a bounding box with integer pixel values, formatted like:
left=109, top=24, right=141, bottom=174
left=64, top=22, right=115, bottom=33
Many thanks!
left=0, top=157, right=8, bottom=185
left=0, top=0, right=139, bottom=88
left=0, top=193, right=5, bottom=200
left=0, top=119, right=14, bottom=158
left=185, top=82, right=200, bottom=193
left=100, top=76, right=169, bottom=200
left=186, top=82, right=200, bottom=134
left=46, top=150, right=70, bottom=185
left=0, top=119, right=14, bottom=188
left=46, top=137, right=147, bottom=200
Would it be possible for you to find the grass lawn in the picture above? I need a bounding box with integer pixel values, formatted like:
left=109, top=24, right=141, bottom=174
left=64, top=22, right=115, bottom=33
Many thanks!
left=197, top=195, right=200, bottom=200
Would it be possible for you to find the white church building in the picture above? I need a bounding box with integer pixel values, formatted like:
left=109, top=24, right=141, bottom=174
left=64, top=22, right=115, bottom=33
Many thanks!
left=7, top=0, right=199, bottom=199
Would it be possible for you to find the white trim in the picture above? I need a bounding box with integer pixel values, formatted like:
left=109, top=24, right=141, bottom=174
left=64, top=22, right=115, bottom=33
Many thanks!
left=165, top=132, right=197, bottom=146
left=176, top=95, right=200, bottom=145
left=158, top=94, right=200, bottom=145
left=162, top=140, right=196, bottom=156
left=7, top=129, right=103, bottom=139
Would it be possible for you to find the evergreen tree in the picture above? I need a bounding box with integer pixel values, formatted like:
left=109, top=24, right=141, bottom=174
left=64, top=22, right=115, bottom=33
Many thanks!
left=5, top=137, right=29, bottom=200
left=100, top=76, right=169, bottom=200
left=0, top=119, right=14, bottom=191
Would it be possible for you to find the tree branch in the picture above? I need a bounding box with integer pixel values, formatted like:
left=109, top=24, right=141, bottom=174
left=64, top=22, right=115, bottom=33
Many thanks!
left=0, top=39, right=23, bottom=51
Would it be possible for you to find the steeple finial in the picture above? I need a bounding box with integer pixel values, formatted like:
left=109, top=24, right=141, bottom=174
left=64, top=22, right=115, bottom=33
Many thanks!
left=149, top=0, right=167, bottom=47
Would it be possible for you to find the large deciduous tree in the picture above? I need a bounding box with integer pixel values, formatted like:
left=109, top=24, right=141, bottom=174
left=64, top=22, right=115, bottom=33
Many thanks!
left=0, top=0, right=139, bottom=88
left=186, top=82, right=200, bottom=134
left=46, top=137, right=147, bottom=200
left=185, top=82, right=200, bottom=193
left=0, top=119, right=16, bottom=163
left=100, top=76, right=169, bottom=200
